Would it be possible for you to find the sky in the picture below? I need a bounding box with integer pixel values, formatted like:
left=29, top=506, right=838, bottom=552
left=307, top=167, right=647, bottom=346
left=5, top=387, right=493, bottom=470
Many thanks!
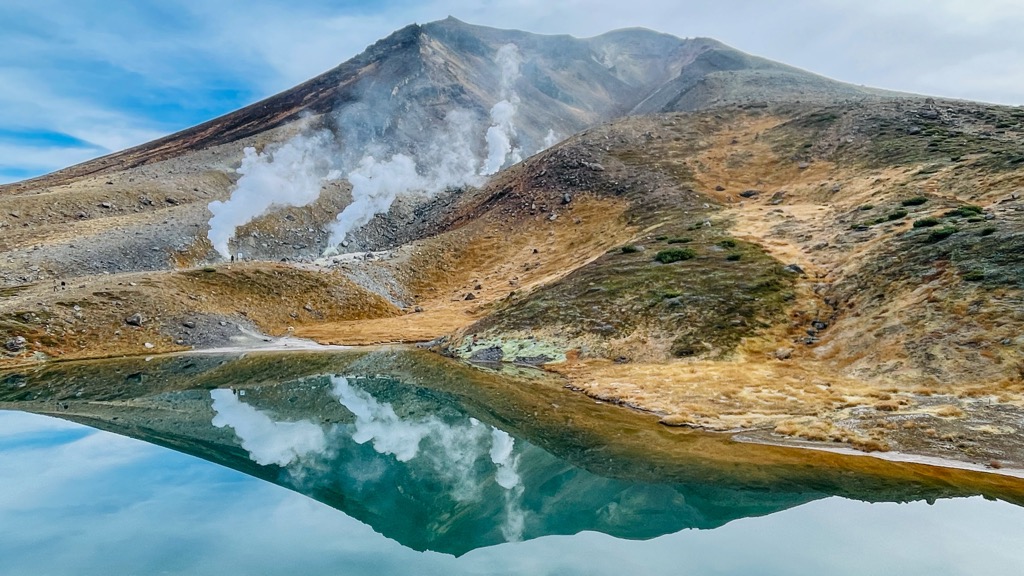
left=1, top=0, right=1023, bottom=183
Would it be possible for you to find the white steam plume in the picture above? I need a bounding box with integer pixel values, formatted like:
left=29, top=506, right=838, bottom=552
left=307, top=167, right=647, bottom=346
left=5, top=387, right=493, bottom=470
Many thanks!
left=210, top=389, right=327, bottom=467
left=481, top=44, right=523, bottom=176
left=207, top=130, right=340, bottom=258
left=324, top=111, right=482, bottom=252
left=541, top=129, right=561, bottom=150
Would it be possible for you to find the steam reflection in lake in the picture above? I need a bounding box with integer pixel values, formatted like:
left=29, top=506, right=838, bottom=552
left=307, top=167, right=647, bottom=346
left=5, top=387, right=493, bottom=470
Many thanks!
left=3, top=409, right=1024, bottom=575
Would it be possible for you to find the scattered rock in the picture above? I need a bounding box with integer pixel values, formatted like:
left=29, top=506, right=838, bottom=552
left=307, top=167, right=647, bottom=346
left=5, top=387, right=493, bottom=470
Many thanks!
left=464, top=292, right=477, bottom=301
left=125, top=313, right=144, bottom=326
left=413, top=306, right=424, bottom=313
left=918, top=109, right=940, bottom=120
left=165, top=197, right=179, bottom=205
left=182, top=321, right=196, bottom=329
left=583, top=162, right=605, bottom=171
left=561, top=193, right=572, bottom=204
left=739, top=190, right=760, bottom=198
left=797, top=161, right=810, bottom=170
left=907, top=125, right=922, bottom=135
left=774, top=347, right=794, bottom=360
left=783, top=264, right=805, bottom=275
left=99, top=202, right=112, bottom=209
left=4, top=336, right=27, bottom=352
left=468, top=346, right=503, bottom=362
left=769, top=191, right=786, bottom=205
left=715, top=185, right=726, bottom=191
left=143, top=342, right=155, bottom=349
left=474, top=284, right=483, bottom=290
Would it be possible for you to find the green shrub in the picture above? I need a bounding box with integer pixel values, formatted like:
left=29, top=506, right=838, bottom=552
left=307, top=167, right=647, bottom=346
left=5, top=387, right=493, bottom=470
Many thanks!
left=980, top=226, right=997, bottom=236
left=967, top=216, right=985, bottom=223
left=913, top=216, right=941, bottom=228
left=858, top=204, right=875, bottom=211
left=962, top=270, right=985, bottom=281
left=655, top=248, right=697, bottom=264
left=667, top=237, right=692, bottom=244
left=945, top=205, right=984, bottom=218
left=887, top=209, right=909, bottom=221
left=726, top=254, right=742, bottom=261
left=620, top=245, right=640, bottom=254
left=901, top=196, right=929, bottom=206
left=655, top=235, right=668, bottom=241
left=718, top=238, right=738, bottom=248
left=927, top=226, right=958, bottom=242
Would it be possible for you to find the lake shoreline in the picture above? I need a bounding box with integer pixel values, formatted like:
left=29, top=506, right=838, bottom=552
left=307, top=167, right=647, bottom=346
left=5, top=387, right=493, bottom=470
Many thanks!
left=4, top=341, right=1024, bottom=485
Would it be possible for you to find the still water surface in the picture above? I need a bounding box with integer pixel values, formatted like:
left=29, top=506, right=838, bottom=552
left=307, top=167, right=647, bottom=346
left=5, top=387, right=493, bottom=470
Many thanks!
left=1, top=350, right=1023, bottom=575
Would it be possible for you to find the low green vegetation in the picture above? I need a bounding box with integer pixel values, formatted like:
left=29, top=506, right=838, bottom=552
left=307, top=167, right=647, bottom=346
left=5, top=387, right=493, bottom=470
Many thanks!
left=901, top=196, right=929, bottom=206
left=655, top=248, right=696, bottom=263
left=666, top=237, right=692, bottom=244
left=945, top=205, right=984, bottom=218
left=927, top=226, right=958, bottom=242
left=620, top=245, right=640, bottom=254
left=887, top=209, right=909, bottom=221
left=962, top=270, right=985, bottom=282
left=913, top=217, right=941, bottom=228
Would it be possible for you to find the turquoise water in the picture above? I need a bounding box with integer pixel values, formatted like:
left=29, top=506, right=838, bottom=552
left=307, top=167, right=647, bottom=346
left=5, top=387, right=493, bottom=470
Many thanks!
left=3, top=410, right=1024, bottom=575
left=2, top=352, right=1024, bottom=574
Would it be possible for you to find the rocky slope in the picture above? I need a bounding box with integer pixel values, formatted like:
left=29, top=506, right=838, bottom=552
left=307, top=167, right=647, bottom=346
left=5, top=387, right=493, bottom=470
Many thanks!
left=2, top=19, right=1022, bottom=466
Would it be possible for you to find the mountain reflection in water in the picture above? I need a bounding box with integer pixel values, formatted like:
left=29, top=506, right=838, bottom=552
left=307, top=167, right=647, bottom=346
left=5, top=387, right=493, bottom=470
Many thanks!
left=2, top=349, right=1024, bottom=558
left=205, top=373, right=814, bottom=553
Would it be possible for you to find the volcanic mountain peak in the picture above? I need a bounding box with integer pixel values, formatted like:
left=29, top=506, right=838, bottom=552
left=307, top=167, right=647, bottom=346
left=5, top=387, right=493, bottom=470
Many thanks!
left=1, top=17, right=899, bottom=193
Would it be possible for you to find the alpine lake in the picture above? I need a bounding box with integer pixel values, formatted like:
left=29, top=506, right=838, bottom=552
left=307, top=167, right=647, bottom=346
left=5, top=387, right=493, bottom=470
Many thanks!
left=2, top=348, right=1023, bottom=575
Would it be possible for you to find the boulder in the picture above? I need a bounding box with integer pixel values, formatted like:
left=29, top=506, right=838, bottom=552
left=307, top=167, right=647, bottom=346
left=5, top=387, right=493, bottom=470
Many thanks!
left=4, top=336, right=27, bottom=352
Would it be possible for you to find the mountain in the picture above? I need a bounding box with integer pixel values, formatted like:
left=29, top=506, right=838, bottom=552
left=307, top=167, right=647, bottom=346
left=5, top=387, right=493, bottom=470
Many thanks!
left=1, top=18, right=1023, bottom=468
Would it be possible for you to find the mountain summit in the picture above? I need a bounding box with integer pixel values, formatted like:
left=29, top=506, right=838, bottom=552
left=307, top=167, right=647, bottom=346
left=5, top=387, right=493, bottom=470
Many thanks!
left=4, top=17, right=893, bottom=188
